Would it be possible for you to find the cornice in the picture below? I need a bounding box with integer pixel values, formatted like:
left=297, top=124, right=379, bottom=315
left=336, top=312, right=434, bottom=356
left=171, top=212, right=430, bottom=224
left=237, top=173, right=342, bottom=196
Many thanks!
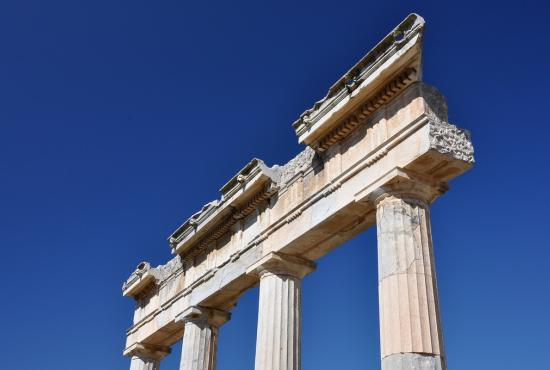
left=316, top=68, right=417, bottom=152
left=179, top=183, right=278, bottom=263
left=122, top=262, right=160, bottom=299
left=169, top=158, right=280, bottom=258
left=293, top=13, right=424, bottom=148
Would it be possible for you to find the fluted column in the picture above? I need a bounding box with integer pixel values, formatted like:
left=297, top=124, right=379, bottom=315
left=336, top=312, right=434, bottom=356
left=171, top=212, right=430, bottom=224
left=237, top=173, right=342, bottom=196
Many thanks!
left=373, top=180, right=448, bottom=370
left=247, top=252, right=316, bottom=370
left=177, top=306, right=230, bottom=370
left=127, top=343, right=171, bottom=370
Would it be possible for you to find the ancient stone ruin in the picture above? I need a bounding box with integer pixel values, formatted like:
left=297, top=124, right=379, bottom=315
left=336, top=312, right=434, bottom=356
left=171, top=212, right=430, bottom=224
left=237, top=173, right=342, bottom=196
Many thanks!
left=122, top=13, right=474, bottom=370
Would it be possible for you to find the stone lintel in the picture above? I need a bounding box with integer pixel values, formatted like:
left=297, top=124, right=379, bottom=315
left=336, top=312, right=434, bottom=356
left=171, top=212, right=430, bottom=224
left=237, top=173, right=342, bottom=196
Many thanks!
left=123, top=342, right=171, bottom=360
left=246, top=252, right=316, bottom=279
left=175, top=306, right=231, bottom=328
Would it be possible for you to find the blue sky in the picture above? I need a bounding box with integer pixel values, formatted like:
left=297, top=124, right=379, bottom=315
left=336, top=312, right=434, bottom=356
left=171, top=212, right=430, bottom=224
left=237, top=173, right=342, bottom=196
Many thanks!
left=1, top=1, right=549, bottom=369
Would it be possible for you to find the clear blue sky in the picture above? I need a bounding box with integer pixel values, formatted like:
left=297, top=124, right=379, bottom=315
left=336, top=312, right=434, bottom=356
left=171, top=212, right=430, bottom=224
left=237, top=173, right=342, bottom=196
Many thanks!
left=1, top=1, right=549, bottom=369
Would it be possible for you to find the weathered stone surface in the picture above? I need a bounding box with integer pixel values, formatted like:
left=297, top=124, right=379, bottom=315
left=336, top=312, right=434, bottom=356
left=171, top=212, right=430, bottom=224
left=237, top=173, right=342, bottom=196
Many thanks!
left=177, top=306, right=230, bottom=370
left=169, top=158, right=281, bottom=257
left=158, top=256, right=184, bottom=281
left=374, top=183, right=446, bottom=368
left=123, top=262, right=161, bottom=299
left=126, top=343, right=170, bottom=370
left=247, top=253, right=315, bottom=370
left=382, top=353, right=444, bottom=370
left=122, top=13, right=474, bottom=370
left=130, top=356, right=161, bottom=370
left=276, top=146, right=317, bottom=186
left=430, top=120, right=474, bottom=163
left=292, top=14, right=425, bottom=148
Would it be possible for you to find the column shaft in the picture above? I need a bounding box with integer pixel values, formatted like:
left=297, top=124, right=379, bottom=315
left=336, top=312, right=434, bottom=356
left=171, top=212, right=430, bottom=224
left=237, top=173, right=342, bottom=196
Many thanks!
left=255, top=272, right=301, bottom=370
left=376, top=194, right=446, bottom=370
left=178, top=306, right=229, bottom=370
left=130, top=356, right=160, bottom=370
left=247, top=252, right=315, bottom=370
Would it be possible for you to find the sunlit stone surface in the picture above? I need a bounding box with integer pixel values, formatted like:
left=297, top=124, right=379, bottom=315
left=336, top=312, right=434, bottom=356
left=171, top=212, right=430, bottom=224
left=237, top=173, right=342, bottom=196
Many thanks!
left=127, top=344, right=170, bottom=370
left=177, top=306, right=230, bottom=370
left=121, top=13, right=474, bottom=370
left=247, top=253, right=315, bottom=370
left=373, top=181, right=447, bottom=370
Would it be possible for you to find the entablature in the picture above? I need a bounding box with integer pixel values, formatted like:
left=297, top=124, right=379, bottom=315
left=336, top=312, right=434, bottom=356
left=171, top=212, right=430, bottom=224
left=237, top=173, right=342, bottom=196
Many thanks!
left=168, top=158, right=281, bottom=259
left=292, top=13, right=424, bottom=152
left=122, top=262, right=161, bottom=299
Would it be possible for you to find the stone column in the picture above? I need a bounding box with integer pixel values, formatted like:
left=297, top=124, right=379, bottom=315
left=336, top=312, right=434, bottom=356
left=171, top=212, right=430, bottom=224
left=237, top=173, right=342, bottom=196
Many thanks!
left=247, top=252, right=316, bottom=370
left=127, top=343, right=171, bottom=370
left=373, top=180, right=448, bottom=370
left=177, top=306, right=230, bottom=370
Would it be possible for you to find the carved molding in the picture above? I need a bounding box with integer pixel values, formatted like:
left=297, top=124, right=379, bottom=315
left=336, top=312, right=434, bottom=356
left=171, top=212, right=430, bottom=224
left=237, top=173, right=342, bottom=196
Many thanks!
left=316, top=68, right=417, bottom=152
left=122, top=13, right=475, bottom=355
left=181, top=183, right=278, bottom=263
left=429, top=119, right=475, bottom=164
left=277, top=146, right=317, bottom=186
left=293, top=13, right=424, bottom=146
left=169, top=159, right=280, bottom=257
left=122, top=262, right=160, bottom=299
left=124, top=342, right=171, bottom=360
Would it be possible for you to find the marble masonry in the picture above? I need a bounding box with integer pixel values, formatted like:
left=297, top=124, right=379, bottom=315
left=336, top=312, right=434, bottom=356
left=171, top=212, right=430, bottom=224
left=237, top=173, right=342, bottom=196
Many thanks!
left=122, top=14, right=474, bottom=370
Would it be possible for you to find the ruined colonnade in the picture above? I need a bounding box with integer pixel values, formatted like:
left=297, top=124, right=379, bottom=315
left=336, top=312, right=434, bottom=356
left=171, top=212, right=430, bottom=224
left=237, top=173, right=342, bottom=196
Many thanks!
left=122, top=14, right=473, bottom=370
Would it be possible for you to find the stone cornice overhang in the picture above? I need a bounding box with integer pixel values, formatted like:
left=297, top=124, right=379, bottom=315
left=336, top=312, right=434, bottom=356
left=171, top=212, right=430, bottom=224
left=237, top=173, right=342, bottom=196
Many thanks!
left=292, top=13, right=424, bottom=149
left=122, top=262, right=161, bottom=298
left=168, top=159, right=280, bottom=258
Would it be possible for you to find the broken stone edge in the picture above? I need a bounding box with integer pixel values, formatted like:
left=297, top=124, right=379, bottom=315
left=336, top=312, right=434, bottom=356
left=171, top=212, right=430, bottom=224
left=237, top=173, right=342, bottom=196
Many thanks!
left=292, top=13, right=425, bottom=146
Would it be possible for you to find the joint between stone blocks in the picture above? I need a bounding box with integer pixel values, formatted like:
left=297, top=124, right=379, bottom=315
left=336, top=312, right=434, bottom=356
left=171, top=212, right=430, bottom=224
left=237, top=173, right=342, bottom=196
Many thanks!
left=176, top=305, right=231, bottom=328
left=124, top=342, right=171, bottom=360
left=246, top=251, right=316, bottom=280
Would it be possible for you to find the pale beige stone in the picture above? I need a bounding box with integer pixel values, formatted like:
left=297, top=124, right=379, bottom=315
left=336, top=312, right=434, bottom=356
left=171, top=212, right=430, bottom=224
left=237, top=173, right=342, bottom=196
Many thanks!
left=177, top=306, right=230, bottom=370
left=121, top=13, right=473, bottom=370
left=125, top=343, right=170, bottom=370
left=247, top=253, right=316, bottom=370
left=373, top=180, right=446, bottom=369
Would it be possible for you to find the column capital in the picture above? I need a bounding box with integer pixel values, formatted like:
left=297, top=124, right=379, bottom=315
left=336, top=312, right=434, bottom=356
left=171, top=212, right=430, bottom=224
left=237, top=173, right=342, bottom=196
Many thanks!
left=246, top=252, right=316, bottom=280
left=370, top=171, right=448, bottom=207
left=124, top=342, right=171, bottom=360
left=176, top=305, right=231, bottom=328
